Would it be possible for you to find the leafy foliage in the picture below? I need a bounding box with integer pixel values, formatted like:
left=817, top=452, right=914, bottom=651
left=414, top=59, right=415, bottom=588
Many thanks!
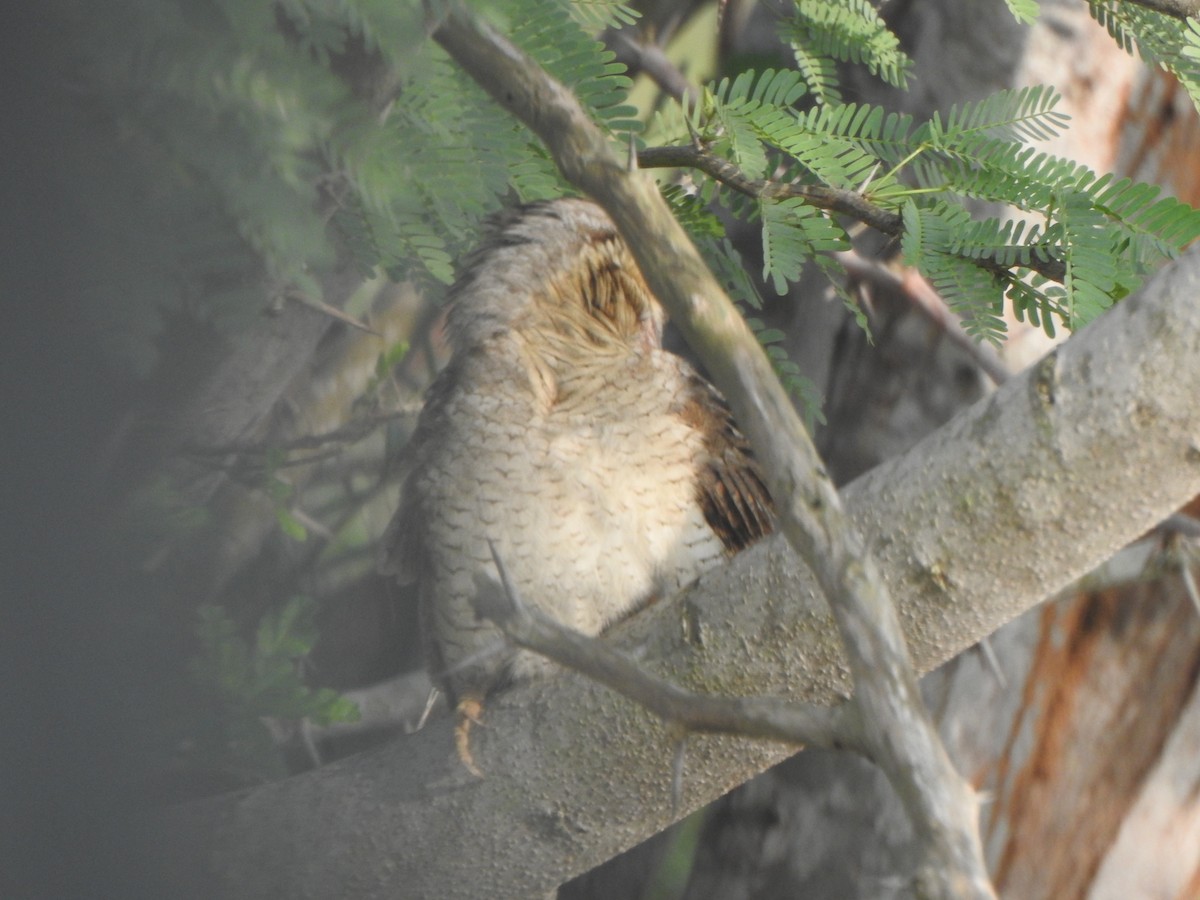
left=1003, top=0, right=1041, bottom=26
left=1088, top=1, right=1200, bottom=110
left=746, top=313, right=828, bottom=433
left=194, top=596, right=357, bottom=725
left=782, top=0, right=913, bottom=102
left=661, top=53, right=1200, bottom=343
left=64, top=0, right=641, bottom=369
left=557, top=0, right=641, bottom=32
left=74, top=0, right=1200, bottom=365
left=760, top=196, right=848, bottom=293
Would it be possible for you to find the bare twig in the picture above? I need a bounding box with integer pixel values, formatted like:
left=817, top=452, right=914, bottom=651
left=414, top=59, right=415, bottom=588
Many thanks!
left=480, top=542, right=850, bottom=750
left=300, top=670, right=440, bottom=744
left=607, top=31, right=701, bottom=108
left=1159, top=513, right=1200, bottom=616
left=1179, top=558, right=1200, bottom=616
left=975, top=638, right=1007, bottom=690
left=638, top=143, right=905, bottom=233
left=283, top=288, right=380, bottom=336
left=434, top=5, right=994, bottom=897
left=1161, top=512, right=1200, bottom=539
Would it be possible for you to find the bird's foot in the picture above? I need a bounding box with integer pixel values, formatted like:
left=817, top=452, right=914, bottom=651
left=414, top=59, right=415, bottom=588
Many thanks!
left=455, top=696, right=485, bottom=777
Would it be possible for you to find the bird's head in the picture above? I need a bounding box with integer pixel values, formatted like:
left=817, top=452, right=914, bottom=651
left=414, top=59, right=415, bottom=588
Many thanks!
left=445, top=199, right=666, bottom=361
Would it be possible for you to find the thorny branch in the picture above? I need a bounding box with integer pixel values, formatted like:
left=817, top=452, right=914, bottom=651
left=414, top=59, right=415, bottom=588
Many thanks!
left=636, top=143, right=1069, bottom=284
left=639, top=143, right=905, bottom=233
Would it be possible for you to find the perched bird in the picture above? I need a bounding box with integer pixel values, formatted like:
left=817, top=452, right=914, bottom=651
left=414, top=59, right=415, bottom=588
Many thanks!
left=383, top=199, right=773, bottom=773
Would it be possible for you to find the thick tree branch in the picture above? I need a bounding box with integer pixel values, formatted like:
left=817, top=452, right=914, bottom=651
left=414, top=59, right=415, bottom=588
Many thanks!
left=143, top=243, right=1200, bottom=899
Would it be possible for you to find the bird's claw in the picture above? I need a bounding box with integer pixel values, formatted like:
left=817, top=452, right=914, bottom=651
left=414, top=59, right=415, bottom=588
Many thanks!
left=455, top=697, right=485, bottom=777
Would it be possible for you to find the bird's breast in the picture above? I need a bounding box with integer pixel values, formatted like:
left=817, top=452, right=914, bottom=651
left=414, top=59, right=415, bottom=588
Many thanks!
left=417, top=356, right=726, bottom=646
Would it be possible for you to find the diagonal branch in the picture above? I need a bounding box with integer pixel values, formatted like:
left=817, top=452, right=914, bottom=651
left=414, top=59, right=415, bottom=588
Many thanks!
left=834, top=249, right=1013, bottom=385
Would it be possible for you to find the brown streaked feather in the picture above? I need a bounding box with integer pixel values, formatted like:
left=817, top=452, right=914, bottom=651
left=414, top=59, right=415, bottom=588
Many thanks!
left=675, top=371, right=775, bottom=552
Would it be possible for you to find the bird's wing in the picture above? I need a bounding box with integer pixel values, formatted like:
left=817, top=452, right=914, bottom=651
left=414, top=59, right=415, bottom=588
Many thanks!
left=675, top=369, right=775, bottom=553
